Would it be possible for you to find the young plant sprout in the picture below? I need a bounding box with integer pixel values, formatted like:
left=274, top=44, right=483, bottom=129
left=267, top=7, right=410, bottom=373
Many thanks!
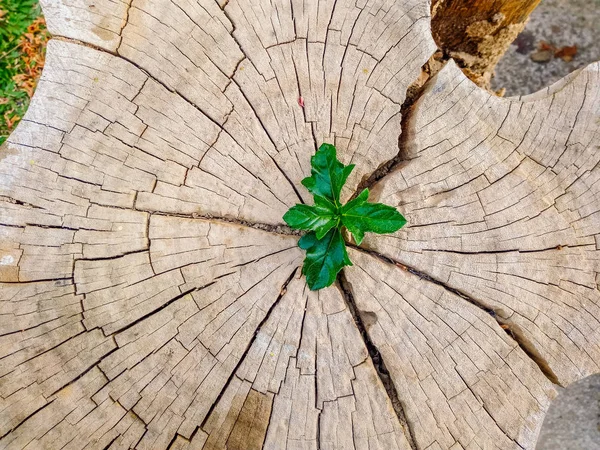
left=284, top=143, right=407, bottom=290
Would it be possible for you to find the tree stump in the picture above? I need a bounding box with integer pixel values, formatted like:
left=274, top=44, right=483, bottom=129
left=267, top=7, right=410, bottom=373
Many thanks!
left=0, top=1, right=598, bottom=449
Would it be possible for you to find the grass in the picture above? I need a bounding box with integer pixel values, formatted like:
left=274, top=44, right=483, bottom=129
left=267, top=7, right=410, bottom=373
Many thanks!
left=0, top=0, right=49, bottom=145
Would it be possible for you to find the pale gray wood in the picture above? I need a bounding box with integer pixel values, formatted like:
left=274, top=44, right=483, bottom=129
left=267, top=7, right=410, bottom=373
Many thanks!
left=40, top=0, right=130, bottom=51
left=363, top=61, right=600, bottom=387
left=345, top=249, right=557, bottom=449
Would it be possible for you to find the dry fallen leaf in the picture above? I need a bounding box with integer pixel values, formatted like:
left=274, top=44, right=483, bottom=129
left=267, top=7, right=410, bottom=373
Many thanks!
left=555, top=45, right=577, bottom=62
left=538, top=40, right=556, bottom=52
left=13, top=17, right=48, bottom=99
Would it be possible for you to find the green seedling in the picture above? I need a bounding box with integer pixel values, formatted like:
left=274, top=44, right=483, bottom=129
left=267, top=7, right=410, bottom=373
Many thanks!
left=284, top=143, right=407, bottom=290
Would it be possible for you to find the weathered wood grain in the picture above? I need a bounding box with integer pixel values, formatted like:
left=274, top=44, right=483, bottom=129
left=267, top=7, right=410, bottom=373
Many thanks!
left=0, top=0, right=598, bottom=448
left=40, top=0, right=130, bottom=51
left=345, top=249, right=557, bottom=449
left=167, top=277, right=411, bottom=450
left=37, top=0, right=437, bottom=202
left=363, top=61, right=600, bottom=387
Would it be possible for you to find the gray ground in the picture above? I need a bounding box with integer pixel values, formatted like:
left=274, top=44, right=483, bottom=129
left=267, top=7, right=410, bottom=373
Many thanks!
left=491, top=0, right=600, bottom=97
left=536, top=375, right=600, bottom=449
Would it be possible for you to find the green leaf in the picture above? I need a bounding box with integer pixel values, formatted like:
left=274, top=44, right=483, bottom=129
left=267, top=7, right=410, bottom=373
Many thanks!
left=341, top=189, right=407, bottom=245
left=301, top=143, right=355, bottom=206
left=298, top=232, right=319, bottom=250
left=283, top=205, right=340, bottom=239
left=283, top=196, right=338, bottom=239
left=299, top=229, right=352, bottom=290
left=286, top=144, right=408, bottom=290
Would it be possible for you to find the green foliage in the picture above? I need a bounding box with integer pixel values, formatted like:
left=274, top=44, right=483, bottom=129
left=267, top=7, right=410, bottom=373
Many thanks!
left=284, top=144, right=407, bottom=290
left=298, top=229, right=351, bottom=291
left=0, top=0, right=45, bottom=144
left=341, top=188, right=406, bottom=245
left=300, top=143, right=355, bottom=207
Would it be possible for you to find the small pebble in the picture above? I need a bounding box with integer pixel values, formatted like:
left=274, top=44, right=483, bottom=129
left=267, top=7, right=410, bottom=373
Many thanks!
left=530, top=50, right=553, bottom=63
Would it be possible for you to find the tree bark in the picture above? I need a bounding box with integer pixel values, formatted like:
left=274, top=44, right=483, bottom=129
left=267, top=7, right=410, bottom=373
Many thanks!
left=431, top=0, right=542, bottom=89
left=0, top=0, right=598, bottom=449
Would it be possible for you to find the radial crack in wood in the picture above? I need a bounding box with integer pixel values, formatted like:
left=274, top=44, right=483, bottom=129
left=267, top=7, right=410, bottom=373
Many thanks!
left=170, top=277, right=412, bottom=450
left=344, top=249, right=558, bottom=449
left=3, top=40, right=302, bottom=226
left=1, top=218, right=302, bottom=447
left=38, top=0, right=437, bottom=202
left=363, top=61, right=600, bottom=387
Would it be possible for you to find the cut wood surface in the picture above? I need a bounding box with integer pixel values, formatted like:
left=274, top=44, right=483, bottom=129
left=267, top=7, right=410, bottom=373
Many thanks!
left=0, top=0, right=598, bottom=448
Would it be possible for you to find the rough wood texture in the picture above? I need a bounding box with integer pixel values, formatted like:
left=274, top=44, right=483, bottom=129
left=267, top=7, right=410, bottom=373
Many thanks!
left=431, top=0, right=542, bottom=89
left=364, top=61, right=600, bottom=388
left=0, top=0, right=598, bottom=448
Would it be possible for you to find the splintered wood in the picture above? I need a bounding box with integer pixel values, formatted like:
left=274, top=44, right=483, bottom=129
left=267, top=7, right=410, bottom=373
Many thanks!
left=0, top=0, right=598, bottom=448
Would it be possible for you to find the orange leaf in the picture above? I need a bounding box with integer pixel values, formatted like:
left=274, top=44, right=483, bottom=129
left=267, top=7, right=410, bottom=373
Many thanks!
left=538, top=40, right=555, bottom=52
left=555, top=45, right=577, bottom=62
